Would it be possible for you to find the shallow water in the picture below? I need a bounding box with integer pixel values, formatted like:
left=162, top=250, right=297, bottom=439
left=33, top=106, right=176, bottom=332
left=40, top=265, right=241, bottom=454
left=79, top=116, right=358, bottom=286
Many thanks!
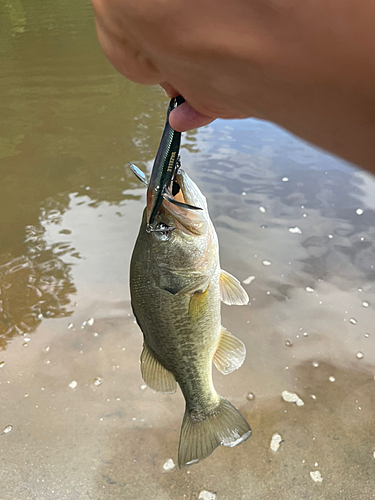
left=1, top=1, right=375, bottom=499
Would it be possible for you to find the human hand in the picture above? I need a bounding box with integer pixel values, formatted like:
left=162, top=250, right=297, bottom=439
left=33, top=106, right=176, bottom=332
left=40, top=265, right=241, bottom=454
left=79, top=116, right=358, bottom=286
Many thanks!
left=91, top=0, right=375, bottom=171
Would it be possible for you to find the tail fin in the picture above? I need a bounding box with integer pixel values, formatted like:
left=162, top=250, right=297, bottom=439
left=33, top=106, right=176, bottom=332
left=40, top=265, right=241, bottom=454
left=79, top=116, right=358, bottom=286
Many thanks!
left=178, top=397, right=251, bottom=468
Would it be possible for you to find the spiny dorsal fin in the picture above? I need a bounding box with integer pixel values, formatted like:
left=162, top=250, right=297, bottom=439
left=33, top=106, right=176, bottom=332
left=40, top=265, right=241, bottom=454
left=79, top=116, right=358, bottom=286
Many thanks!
left=213, top=326, right=246, bottom=374
left=140, top=343, right=177, bottom=393
left=219, top=269, right=249, bottom=305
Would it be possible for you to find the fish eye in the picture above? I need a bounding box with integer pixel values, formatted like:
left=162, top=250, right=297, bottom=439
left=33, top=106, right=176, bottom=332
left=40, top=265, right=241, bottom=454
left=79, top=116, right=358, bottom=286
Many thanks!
left=152, top=222, right=174, bottom=242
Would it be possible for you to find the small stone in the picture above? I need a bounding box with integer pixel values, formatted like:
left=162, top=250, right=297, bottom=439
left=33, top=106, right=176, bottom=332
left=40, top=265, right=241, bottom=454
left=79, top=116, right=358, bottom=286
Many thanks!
left=140, top=384, right=147, bottom=390
left=285, top=340, right=293, bottom=347
left=198, top=491, right=216, bottom=500
left=356, top=352, right=364, bottom=360
left=356, top=209, right=364, bottom=215
left=259, top=206, right=266, bottom=213
left=93, top=377, right=103, bottom=386
left=246, top=392, right=255, bottom=401
left=282, top=177, right=289, bottom=182
left=281, top=390, right=304, bottom=406
left=306, top=287, right=314, bottom=293
left=349, top=318, right=357, bottom=325
left=87, top=318, right=94, bottom=326
left=242, top=276, right=255, bottom=285
left=312, top=361, right=319, bottom=368
left=67, top=323, right=73, bottom=330
left=68, top=380, right=78, bottom=389
left=270, top=433, right=282, bottom=453
left=288, top=226, right=302, bottom=234
left=0, top=361, right=4, bottom=368
left=310, top=471, right=323, bottom=483
left=162, top=459, right=175, bottom=471
left=262, top=260, right=272, bottom=266
left=2, top=425, right=13, bottom=435
left=362, top=301, right=369, bottom=308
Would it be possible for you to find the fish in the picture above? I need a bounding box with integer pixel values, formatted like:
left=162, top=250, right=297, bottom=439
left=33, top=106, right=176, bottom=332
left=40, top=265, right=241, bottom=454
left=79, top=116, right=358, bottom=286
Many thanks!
left=130, top=166, right=252, bottom=468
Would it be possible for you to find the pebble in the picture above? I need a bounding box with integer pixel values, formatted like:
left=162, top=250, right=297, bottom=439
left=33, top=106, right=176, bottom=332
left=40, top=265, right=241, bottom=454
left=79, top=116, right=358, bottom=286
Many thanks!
left=288, top=226, right=302, bottom=234
left=281, top=390, right=304, bottom=407
left=310, top=471, right=323, bottom=483
left=162, top=459, right=175, bottom=471
left=198, top=491, right=216, bottom=500
left=270, top=433, right=282, bottom=453
left=2, top=425, right=13, bottom=435
left=242, top=276, right=255, bottom=285
left=68, top=380, right=78, bottom=389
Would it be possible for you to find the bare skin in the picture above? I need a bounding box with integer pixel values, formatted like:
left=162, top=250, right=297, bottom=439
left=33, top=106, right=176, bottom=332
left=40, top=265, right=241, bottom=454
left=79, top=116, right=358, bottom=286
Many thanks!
left=90, top=0, right=375, bottom=173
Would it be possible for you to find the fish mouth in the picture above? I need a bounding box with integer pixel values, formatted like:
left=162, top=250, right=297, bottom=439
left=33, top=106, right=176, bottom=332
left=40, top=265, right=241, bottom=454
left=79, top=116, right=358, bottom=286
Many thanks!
left=159, top=169, right=208, bottom=236
left=170, top=169, right=207, bottom=212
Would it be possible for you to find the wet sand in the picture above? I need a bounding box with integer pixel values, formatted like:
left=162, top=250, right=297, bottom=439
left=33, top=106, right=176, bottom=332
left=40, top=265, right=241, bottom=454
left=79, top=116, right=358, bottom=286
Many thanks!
left=1, top=1, right=375, bottom=499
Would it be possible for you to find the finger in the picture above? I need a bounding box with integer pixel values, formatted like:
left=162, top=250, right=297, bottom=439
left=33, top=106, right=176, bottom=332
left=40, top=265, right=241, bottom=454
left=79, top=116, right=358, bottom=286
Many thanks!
left=160, top=82, right=179, bottom=98
left=169, top=101, right=216, bottom=131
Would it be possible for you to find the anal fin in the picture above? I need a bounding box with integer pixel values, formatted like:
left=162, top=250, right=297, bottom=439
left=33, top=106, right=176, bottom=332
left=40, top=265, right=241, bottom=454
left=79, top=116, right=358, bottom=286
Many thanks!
left=141, top=343, right=177, bottom=393
left=220, top=269, right=249, bottom=305
left=213, top=327, right=246, bottom=374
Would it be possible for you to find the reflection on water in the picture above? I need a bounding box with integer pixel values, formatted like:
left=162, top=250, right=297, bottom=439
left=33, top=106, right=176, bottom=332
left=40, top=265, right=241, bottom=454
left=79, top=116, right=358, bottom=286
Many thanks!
left=1, top=0, right=375, bottom=499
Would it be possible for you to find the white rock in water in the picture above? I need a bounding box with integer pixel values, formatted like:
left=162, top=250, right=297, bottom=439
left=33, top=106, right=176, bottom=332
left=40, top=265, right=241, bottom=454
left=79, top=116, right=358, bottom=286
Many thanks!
left=68, top=380, right=78, bottom=389
left=310, top=471, right=323, bottom=482
left=288, top=226, right=302, bottom=234
left=243, top=276, right=256, bottom=285
left=282, top=390, right=304, bottom=407
left=198, top=491, right=216, bottom=500
left=87, top=317, right=95, bottom=326
left=270, top=433, right=282, bottom=453
left=162, top=459, right=175, bottom=471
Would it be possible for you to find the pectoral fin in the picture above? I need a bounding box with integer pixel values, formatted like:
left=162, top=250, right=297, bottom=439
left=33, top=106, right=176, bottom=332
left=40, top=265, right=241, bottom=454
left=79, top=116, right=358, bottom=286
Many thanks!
left=213, top=327, right=246, bottom=374
left=219, top=270, right=249, bottom=305
left=188, top=286, right=210, bottom=322
left=140, top=343, right=177, bottom=393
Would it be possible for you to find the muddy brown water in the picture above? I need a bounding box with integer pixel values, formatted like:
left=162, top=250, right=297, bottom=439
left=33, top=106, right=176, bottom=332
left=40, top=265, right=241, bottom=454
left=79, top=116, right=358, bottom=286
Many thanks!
left=1, top=1, right=375, bottom=499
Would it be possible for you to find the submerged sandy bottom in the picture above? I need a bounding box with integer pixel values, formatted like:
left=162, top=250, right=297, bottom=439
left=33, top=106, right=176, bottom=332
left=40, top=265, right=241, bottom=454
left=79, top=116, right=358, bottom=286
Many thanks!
left=1, top=1, right=375, bottom=496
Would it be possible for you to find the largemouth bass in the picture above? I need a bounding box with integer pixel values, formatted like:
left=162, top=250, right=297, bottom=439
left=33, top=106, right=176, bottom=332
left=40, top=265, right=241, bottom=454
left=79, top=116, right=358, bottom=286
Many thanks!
left=130, top=168, right=251, bottom=467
